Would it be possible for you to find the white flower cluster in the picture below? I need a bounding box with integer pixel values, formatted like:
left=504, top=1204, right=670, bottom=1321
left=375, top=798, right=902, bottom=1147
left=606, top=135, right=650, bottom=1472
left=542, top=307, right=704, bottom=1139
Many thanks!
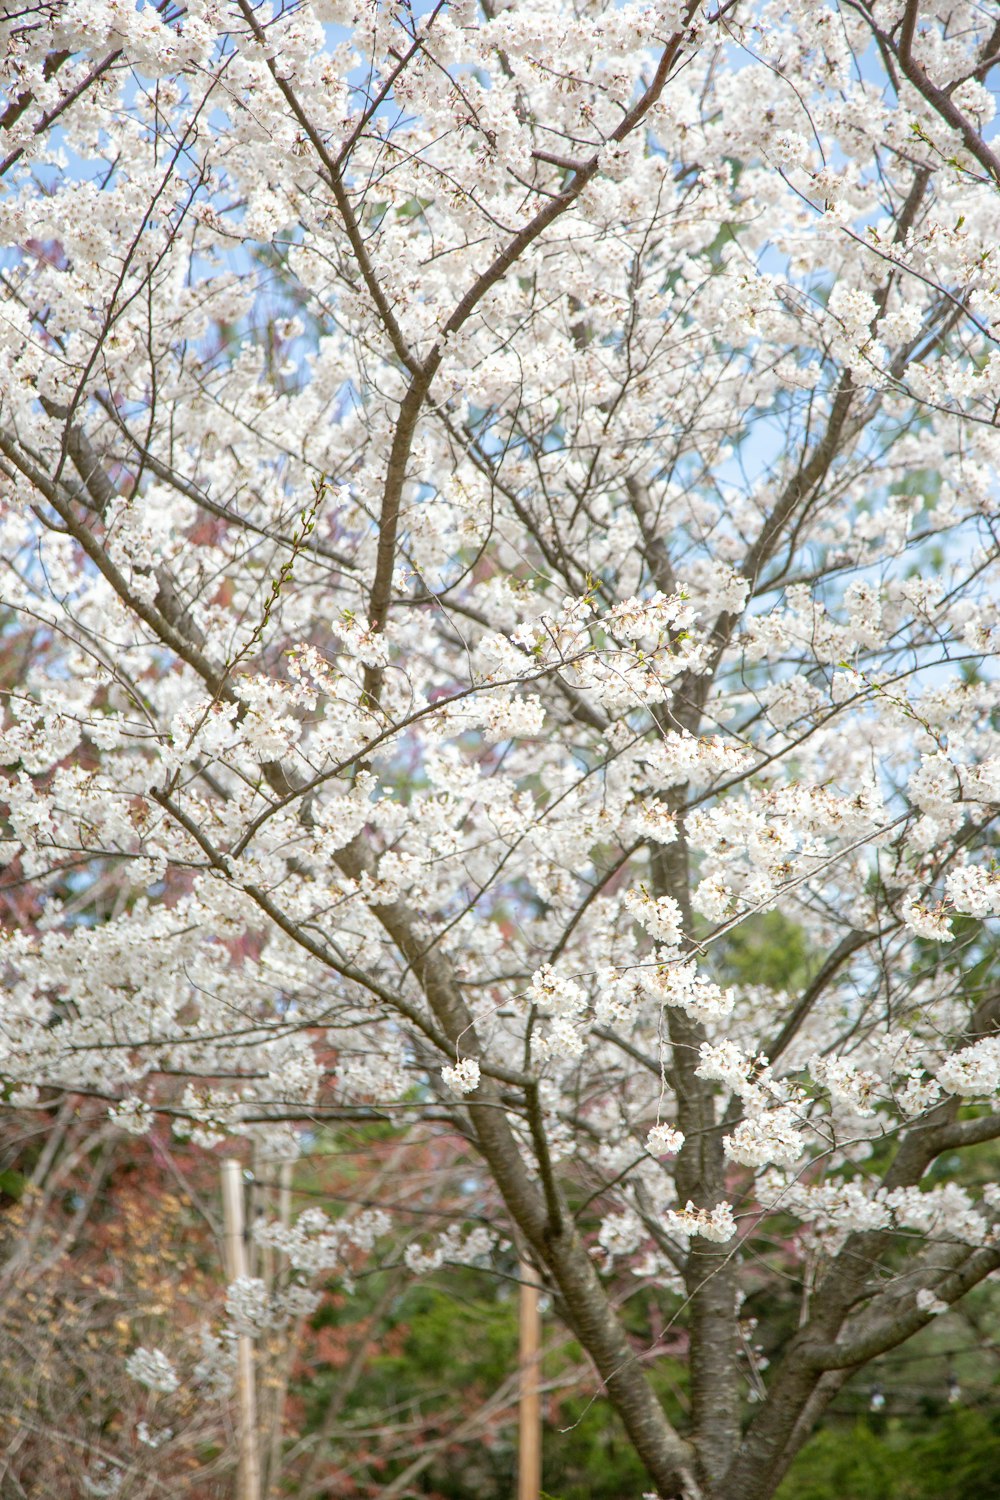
left=597, top=1208, right=645, bottom=1265
left=724, top=1106, right=805, bottom=1169
left=644, top=960, right=735, bottom=1023
left=895, top=1071, right=942, bottom=1117
left=125, top=1346, right=179, bottom=1395
left=604, top=590, right=696, bottom=643
left=445, top=691, right=545, bottom=743
left=280, top=1283, right=323, bottom=1321
left=627, top=800, right=679, bottom=846
left=764, top=1178, right=993, bottom=1247
left=915, top=1288, right=949, bottom=1317
left=527, top=964, right=587, bottom=1015
left=624, top=888, right=684, bottom=946
left=645, top=1123, right=684, bottom=1155
left=636, top=732, right=754, bottom=794
left=225, top=1275, right=320, bottom=1335
left=335, top=1051, right=411, bottom=1106
left=827, top=282, right=883, bottom=373
left=254, top=1207, right=390, bottom=1274
left=404, top=1224, right=495, bottom=1275
left=694, top=1042, right=809, bottom=1169
left=225, top=1277, right=275, bottom=1337
left=760, top=1175, right=892, bottom=1236
left=108, top=1096, right=154, bottom=1136
left=945, top=864, right=1000, bottom=919
left=688, top=778, right=889, bottom=926
left=936, top=1037, right=1000, bottom=1099
left=695, top=1039, right=758, bottom=1095
left=702, top=562, right=750, bottom=616
left=526, top=964, right=590, bottom=1056
left=716, top=269, right=786, bottom=341
left=887, top=1184, right=989, bottom=1247
left=664, top=1201, right=738, bottom=1244
left=762, top=674, right=824, bottom=731
left=192, top=1328, right=236, bottom=1398
left=809, top=1055, right=881, bottom=1117
left=173, top=1085, right=244, bottom=1150
left=441, top=1057, right=481, bottom=1094
left=904, top=899, right=954, bottom=942
left=842, top=579, right=884, bottom=648
left=907, top=752, right=963, bottom=817
left=482, top=694, right=545, bottom=743
left=335, top=611, right=389, bottom=668
left=595, top=967, right=646, bottom=1026
left=364, top=849, right=421, bottom=905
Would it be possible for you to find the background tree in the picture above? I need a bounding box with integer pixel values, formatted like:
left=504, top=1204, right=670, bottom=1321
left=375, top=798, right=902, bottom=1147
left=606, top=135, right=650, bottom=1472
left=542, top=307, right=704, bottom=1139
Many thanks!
left=1, top=3, right=1000, bottom=1498
left=0, top=1103, right=234, bottom=1499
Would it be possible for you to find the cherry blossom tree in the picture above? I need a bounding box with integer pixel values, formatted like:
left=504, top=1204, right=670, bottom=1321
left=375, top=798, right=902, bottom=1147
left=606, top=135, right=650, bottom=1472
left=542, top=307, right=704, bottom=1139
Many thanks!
left=1, top=2, right=999, bottom=1497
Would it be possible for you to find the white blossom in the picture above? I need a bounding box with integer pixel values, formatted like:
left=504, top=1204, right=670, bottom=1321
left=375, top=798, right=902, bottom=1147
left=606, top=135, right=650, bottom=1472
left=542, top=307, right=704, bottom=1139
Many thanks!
left=125, top=1347, right=179, bottom=1395
left=598, top=1209, right=645, bottom=1264
left=645, top=962, right=735, bottom=1023
left=696, top=1040, right=758, bottom=1096
left=404, top=1225, right=495, bottom=1275
left=192, top=1328, right=236, bottom=1397
left=108, top=1096, right=154, bottom=1135
left=903, top=900, right=954, bottom=942
left=441, top=1058, right=481, bottom=1094
left=624, top=889, right=684, bottom=947
left=915, top=1288, right=949, bottom=1317
left=135, top=1422, right=173, bottom=1449
left=945, top=865, right=1000, bottom=919
left=255, top=1208, right=390, bottom=1274
left=664, top=1201, right=738, bottom=1244
left=225, top=1277, right=275, bottom=1337
left=809, top=1056, right=881, bottom=1117
left=724, top=1107, right=805, bottom=1168
left=896, top=1071, right=942, bottom=1117
left=936, top=1038, right=1000, bottom=1099
left=646, top=1123, right=685, bottom=1156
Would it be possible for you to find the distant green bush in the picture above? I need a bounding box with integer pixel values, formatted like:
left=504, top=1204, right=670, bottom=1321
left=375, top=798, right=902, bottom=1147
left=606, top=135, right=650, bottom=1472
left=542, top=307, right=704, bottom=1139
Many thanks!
left=776, top=1409, right=1000, bottom=1500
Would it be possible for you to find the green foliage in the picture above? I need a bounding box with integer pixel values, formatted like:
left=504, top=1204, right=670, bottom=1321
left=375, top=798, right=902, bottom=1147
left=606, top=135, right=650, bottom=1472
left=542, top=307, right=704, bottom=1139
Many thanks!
left=0, top=1166, right=25, bottom=1202
left=536, top=1391, right=649, bottom=1500
left=777, top=1409, right=1000, bottom=1500
left=296, top=1266, right=685, bottom=1498
left=713, top=909, right=816, bottom=993
left=369, top=1276, right=517, bottom=1389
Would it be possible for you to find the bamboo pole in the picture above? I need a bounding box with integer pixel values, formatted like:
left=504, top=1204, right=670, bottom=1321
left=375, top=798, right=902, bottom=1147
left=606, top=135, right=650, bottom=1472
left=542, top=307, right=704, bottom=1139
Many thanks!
left=221, top=1159, right=262, bottom=1500
left=518, top=1258, right=542, bottom=1500
left=262, top=1160, right=294, bottom=1498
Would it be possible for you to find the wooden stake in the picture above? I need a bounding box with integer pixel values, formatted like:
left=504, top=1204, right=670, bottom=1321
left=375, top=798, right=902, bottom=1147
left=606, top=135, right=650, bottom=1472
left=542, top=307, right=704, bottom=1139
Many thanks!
left=518, top=1258, right=542, bottom=1500
left=262, top=1161, right=294, bottom=1498
left=221, top=1159, right=262, bottom=1500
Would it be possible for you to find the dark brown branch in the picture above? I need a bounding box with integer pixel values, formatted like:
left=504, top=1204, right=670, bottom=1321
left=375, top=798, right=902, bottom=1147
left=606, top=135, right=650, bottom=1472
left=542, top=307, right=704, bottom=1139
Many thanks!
left=804, top=1244, right=1000, bottom=1371
left=0, top=48, right=122, bottom=179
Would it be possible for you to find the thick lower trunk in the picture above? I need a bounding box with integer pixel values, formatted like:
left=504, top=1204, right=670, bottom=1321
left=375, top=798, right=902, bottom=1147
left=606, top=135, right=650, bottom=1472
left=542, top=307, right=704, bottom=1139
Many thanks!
left=684, top=1238, right=741, bottom=1486
left=651, top=836, right=742, bottom=1489
left=719, top=1339, right=824, bottom=1500
left=536, top=1221, right=703, bottom=1500
left=366, top=879, right=700, bottom=1497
